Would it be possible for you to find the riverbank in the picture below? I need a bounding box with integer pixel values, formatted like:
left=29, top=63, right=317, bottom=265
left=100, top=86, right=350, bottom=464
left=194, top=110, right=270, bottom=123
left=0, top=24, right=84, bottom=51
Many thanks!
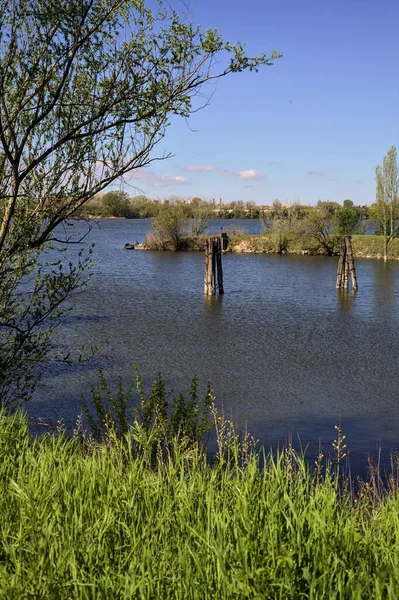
left=227, top=233, right=399, bottom=259
left=1, top=410, right=399, bottom=598
left=145, top=234, right=399, bottom=260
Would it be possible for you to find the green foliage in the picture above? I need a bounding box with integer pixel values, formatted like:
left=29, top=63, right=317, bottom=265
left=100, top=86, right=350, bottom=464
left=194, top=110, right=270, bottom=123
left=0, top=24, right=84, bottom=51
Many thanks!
left=0, top=246, right=93, bottom=409
left=258, top=203, right=308, bottom=254
left=151, top=205, right=187, bottom=249
left=129, top=195, right=160, bottom=218
left=102, top=191, right=131, bottom=217
left=2, top=412, right=399, bottom=597
left=334, top=206, right=360, bottom=235
left=0, top=0, right=278, bottom=405
left=343, top=199, right=354, bottom=208
left=77, top=195, right=104, bottom=217
left=316, top=200, right=341, bottom=215
left=190, top=197, right=205, bottom=207
left=270, top=204, right=302, bottom=253
left=373, top=146, right=398, bottom=260
left=188, top=206, right=211, bottom=235
left=226, top=232, right=399, bottom=260
left=82, top=369, right=215, bottom=461
left=296, top=206, right=340, bottom=256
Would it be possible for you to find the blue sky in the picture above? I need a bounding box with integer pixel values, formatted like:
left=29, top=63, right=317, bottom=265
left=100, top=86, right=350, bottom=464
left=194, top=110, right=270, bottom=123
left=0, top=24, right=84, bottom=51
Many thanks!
left=125, top=0, right=399, bottom=205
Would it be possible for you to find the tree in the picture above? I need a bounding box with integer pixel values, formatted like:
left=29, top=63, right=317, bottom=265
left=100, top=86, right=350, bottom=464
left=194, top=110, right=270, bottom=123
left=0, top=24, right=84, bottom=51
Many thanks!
left=271, top=199, right=282, bottom=218
left=334, top=206, right=360, bottom=236
left=295, top=206, right=339, bottom=256
left=151, top=205, right=187, bottom=250
left=0, top=0, right=280, bottom=408
left=316, top=200, right=340, bottom=215
left=129, top=195, right=158, bottom=218
left=268, top=202, right=302, bottom=253
left=190, top=197, right=205, bottom=207
left=102, top=191, right=130, bottom=217
left=189, top=206, right=211, bottom=236
left=373, top=146, right=399, bottom=261
left=343, top=199, right=354, bottom=209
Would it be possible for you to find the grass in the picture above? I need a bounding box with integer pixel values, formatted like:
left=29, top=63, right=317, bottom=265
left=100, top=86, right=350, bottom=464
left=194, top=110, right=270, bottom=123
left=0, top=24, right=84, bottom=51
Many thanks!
left=2, top=411, right=399, bottom=598
left=351, top=235, right=399, bottom=260
left=153, top=233, right=399, bottom=260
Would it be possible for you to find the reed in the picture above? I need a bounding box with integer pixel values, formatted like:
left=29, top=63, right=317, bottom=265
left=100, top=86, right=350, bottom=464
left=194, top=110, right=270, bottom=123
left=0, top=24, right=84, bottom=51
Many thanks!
left=1, top=410, right=399, bottom=599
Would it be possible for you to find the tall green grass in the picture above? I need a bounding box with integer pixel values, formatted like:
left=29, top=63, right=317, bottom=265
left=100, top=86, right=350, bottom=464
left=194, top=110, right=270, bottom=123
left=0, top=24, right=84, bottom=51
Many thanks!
left=1, top=411, right=399, bottom=599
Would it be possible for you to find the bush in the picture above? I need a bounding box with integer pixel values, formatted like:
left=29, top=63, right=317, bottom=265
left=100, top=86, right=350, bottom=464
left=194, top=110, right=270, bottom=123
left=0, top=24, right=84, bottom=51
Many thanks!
left=144, top=231, right=164, bottom=250
left=151, top=205, right=187, bottom=250
left=82, top=369, right=215, bottom=464
left=188, top=207, right=211, bottom=236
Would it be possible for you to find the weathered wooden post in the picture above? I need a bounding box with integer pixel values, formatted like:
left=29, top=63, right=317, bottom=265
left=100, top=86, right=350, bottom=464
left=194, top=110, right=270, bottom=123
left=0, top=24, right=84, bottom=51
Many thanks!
left=345, top=235, right=358, bottom=290
left=335, top=237, right=346, bottom=289
left=215, top=237, right=224, bottom=294
left=204, top=238, right=215, bottom=295
left=204, top=237, right=224, bottom=295
left=209, top=240, right=216, bottom=296
left=204, top=239, right=210, bottom=295
left=336, top=235, right=358, bottom=290
left=343, top=254, right=349, bottom=289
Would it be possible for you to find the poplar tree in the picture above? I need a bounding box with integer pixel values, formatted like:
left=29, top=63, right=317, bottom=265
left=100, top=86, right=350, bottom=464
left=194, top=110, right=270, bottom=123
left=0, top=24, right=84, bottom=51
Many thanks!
left=374, top=147, right=398, bottom=261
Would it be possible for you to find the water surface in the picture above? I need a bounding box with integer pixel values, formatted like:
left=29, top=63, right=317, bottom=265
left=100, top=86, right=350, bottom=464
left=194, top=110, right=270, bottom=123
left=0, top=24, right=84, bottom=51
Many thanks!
left=32, top=219, right=399, bottom=469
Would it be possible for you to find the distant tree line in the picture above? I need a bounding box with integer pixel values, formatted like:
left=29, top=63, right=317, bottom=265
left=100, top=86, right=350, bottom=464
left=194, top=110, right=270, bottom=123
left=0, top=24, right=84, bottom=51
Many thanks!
left=144, top=190, right=398, bottom=254
left=76, top=192, right=372, bottom=223
left=74, top=145, right=399, bottom=260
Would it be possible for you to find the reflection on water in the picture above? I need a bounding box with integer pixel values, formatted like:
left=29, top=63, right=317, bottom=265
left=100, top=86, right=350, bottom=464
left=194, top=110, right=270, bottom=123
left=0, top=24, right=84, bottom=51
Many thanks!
left=336, top=289, right=357, bottom=312
left=31, top=220, right=399, bottom=470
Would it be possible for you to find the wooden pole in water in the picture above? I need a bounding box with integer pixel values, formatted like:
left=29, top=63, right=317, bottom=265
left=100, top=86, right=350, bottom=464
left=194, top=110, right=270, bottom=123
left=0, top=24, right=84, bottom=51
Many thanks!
left=211, top=238, right=216, bottom=294
left=204, top=237, right=223, bottom=295
left=343, top=259, right=349, bottom=289
left=345, top=235, right=358, bottom=290
left=205, top=237, right=215, bottom=295
left=336, top=235, right=358, bottom=291
left=336, top=237, right=346, bottom=289
left=216, top=237, right=224, bottom=294
left=204, top=239, right=210, bottom=295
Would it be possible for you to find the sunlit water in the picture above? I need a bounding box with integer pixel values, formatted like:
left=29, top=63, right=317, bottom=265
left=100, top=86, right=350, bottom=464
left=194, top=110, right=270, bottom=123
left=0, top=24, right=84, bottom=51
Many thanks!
left=30, top=219, right=399, bottom=470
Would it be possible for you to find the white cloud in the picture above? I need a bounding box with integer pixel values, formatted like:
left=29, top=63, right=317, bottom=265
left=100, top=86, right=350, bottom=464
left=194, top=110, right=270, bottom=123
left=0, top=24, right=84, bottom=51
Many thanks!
left=184, top=165, right=216, bottom=173
left=131, top=169, right=191, bottom=187
left=238, top=169, right=265, bottom=180
left=183, top=165, right=266, bottom=181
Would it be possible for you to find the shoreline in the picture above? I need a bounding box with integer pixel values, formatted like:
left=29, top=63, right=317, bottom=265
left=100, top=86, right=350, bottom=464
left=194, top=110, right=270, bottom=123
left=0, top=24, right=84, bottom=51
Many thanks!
left=140, top=234, right=399, bottom=261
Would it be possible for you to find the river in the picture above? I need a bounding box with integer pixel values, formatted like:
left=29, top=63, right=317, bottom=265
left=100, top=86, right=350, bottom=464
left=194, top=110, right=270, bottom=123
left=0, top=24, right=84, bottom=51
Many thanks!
left=31, top=218, right=399, bottom=469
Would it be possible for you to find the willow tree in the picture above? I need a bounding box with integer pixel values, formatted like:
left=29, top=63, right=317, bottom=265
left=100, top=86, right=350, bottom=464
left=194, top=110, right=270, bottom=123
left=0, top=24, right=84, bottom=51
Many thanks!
left=374, top=146, right=398, bottom=262
left=0, top=0, right=280, bottom=408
